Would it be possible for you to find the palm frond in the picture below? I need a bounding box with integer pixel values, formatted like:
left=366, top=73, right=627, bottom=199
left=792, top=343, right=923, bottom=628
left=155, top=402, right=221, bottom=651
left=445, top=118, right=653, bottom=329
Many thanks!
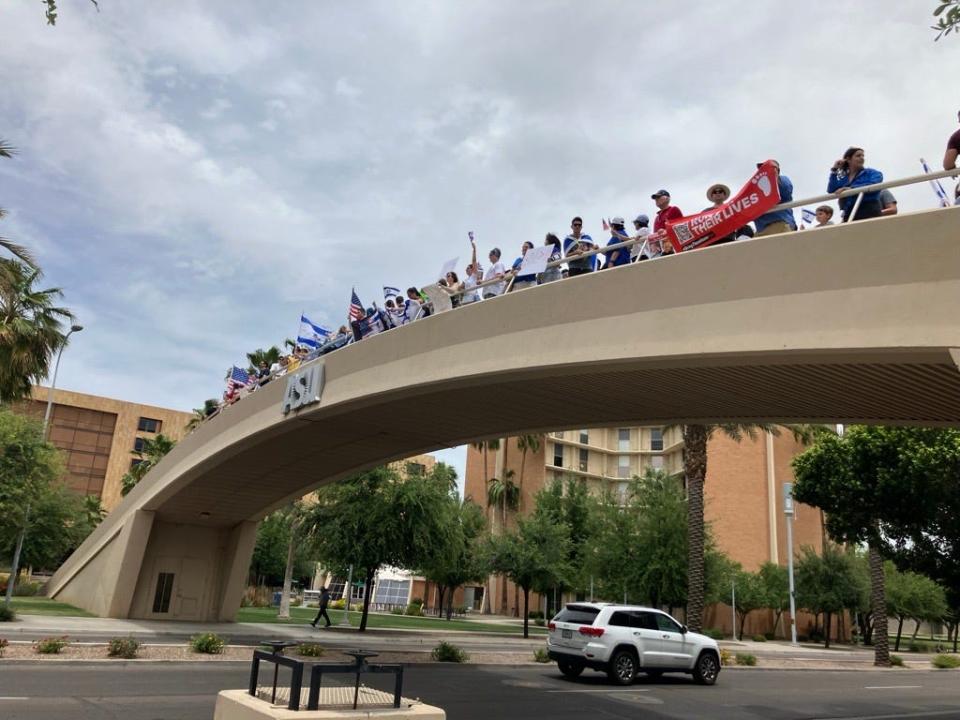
left=0, top=238, right=38, bottom=268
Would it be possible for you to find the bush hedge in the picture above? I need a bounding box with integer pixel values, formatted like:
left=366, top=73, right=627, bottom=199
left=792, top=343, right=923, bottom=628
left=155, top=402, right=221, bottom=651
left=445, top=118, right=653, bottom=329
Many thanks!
left=0, top=605, right=15, bottom=622
left=735, top=653, right=757, bottom=666
left=532, top=647, right=550, bottom=663
left=431, top=641, right=468, bottom=663
left=107, top=636, right=141, bottom=659
left=297, top=643, right=325, bottom=657
left=35, top=636, right=69, bottom=654
left=931, top=654, right=960, bottom=669
left=190, top=633, right=225, bottom=654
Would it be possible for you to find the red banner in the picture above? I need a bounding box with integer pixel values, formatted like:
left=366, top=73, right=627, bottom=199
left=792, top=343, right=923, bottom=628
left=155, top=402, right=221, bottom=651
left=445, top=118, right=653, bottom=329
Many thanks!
left=664, top=161, right=782, bottom=253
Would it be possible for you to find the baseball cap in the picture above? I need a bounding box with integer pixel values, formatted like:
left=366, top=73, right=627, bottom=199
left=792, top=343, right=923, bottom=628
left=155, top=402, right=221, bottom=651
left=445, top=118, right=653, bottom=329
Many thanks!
left=634, top=214, right=649, bottom=224
left=651, top=189, right=670, bottom=199
left=611, top=216, right=625, bottom=226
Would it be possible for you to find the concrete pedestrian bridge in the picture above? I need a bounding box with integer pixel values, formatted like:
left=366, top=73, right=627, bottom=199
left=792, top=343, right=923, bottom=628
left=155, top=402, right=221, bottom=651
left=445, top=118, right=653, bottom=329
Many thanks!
left=48, top=207, right=960, bottom=621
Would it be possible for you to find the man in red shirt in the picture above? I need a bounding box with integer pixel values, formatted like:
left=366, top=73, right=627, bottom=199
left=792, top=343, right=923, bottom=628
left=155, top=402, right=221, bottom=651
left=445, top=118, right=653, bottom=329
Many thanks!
left=651, top=189, right=683, bottom=233
left=943, top=109, right=960, bottom=204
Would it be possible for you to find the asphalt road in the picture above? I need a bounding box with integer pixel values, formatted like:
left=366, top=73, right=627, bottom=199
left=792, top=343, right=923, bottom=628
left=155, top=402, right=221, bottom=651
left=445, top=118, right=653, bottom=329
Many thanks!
left=1, top=662, right=958, bottom=720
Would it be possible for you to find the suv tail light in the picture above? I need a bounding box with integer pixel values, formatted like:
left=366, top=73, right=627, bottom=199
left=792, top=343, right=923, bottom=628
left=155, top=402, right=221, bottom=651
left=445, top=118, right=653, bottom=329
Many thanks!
left=578, top=626, right=605, bottom=638
left=547, top=622, right=556, bottom=631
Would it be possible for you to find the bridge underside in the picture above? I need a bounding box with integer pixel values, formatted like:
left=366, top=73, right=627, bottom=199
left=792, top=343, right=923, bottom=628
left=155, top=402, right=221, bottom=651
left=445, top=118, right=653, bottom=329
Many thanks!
left=47, top=207, right=960, bottom=620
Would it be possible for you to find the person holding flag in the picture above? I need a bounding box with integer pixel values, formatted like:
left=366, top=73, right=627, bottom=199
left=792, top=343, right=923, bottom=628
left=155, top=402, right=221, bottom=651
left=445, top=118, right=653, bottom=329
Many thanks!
left=297, top=314, right=331, bottom=349
left=921, top=157, right=953, bottom=208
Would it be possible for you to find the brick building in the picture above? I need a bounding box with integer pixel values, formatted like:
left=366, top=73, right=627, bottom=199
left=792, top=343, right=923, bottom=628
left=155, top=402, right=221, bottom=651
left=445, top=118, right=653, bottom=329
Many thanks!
left=16, top=387, right=193, bottom=512
left=464, top=427, right=826, bottom=637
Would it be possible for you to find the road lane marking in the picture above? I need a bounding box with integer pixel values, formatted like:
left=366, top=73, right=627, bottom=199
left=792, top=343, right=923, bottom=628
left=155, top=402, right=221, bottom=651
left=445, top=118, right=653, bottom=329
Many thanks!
left=546, top=688, right=653, bottom=693
left=0, top=697, right=29, bottom=700
left=863, top=685, right=923, bottom=689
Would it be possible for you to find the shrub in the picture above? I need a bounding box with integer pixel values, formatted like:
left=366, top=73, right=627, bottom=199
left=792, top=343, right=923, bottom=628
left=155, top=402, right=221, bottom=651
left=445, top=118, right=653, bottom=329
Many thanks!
left=763, top=632, right=775, bottom=641
left=527, top=610, right=544, bottom=620
left=390, top=607, right=405, bottom=615
left=703, top=628, right=725, bottom=640
left=35, top=636, right=69, bottom=654
left=909, top=641, right=922, bottom=653
left=752, top=634, right=767, bottom=642
left=405, top=602, right=424, bottom=617
left=242, top=585, right=272, bottom=608
left=890, top=654, right=905, bottom=667
left=719, top=648, right=733, bottom=665
left=0, top=605, right=15, bottom=622
left=329, top=598, right=346, bottom=610
left=9, top=581, right=41, bottom=597
left=190, top=633, right=225, bottom=654
left=0, top=638, right=8, bottom=657
left=931, top=654, right=960, bottom=669
left=297, top=643, right=325, bottom=657
left=534, top=618, right=545, bottom=627
left=107, top=636, right=141, bottom=659
left=533, top=647, right=550, bottom=663
left=735, top=653, right=757, bottom=666
left=431, top=641, right=468, bottom=663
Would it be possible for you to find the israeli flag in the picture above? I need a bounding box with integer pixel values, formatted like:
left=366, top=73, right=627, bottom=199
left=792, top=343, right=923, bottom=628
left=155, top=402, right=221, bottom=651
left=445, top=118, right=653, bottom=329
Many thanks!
left=801, top=208, right=816, bottom=225
left=383, top=286, right=401, bottom=300
left=298, top=314, right=331, bottom=348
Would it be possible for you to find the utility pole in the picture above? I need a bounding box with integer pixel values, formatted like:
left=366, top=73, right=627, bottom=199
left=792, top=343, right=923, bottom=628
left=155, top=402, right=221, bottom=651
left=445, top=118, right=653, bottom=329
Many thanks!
left=784, top=482, right=798, bottom=645
left=339, top=565, right=353, bottom=627
left=731, top=580, right=737, bottom=640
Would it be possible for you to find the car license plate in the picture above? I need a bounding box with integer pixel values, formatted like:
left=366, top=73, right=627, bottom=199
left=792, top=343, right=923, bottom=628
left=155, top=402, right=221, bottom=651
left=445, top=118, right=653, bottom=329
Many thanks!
left=562, top=629, right=572, bottom=639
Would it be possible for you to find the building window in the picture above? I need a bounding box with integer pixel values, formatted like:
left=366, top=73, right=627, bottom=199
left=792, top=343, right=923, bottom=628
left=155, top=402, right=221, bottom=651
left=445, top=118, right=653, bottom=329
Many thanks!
left=651, top=428, right=664, bottom=451
left=374, top=579, right=410, bottom=606
left=405, top=462, right=425, bottom=476
left=616, top=482, right=629, bottom=505
left=351, top=582, right=366, bottom=601
left=133, top=436, right=146, bottom=453
left=579, top=430, right=589, bottom=445
left=618, top=455, right=630, bottom=478
left=579, top=448, right=588, bottom=472
left=130, top=458, right=144, bottom=470
left=138, top=417, right=162, bottom=433
left=152, top=572, right=175, bottom=613
left=651, top=455, right=665, bottom=470
left=553, top=443, right=563, bottom=468
left=618, top=428, right=630, bottom=452
left=327, top=578, right=346, bottom=599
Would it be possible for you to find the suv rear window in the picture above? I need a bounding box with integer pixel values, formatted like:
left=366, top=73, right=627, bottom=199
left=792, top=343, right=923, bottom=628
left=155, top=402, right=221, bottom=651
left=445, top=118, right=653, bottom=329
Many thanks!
left=554, top=605, right=600, bottom=625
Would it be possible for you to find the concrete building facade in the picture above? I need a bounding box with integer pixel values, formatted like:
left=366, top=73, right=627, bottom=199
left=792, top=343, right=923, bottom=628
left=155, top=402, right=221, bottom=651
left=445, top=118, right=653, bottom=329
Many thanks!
left=465, top=427, right=826, bottom=637
left=17, top=387, right=193, bottom=512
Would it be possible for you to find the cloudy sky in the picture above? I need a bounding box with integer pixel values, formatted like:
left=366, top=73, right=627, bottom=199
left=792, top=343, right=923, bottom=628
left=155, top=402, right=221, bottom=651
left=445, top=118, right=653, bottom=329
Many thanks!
left=1, top=1, right=956, bottom=481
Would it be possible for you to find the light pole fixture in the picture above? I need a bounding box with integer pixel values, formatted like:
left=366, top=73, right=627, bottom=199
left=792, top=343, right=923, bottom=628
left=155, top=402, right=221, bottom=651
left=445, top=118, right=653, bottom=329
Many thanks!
left=42, top=324, right=83, bottom=439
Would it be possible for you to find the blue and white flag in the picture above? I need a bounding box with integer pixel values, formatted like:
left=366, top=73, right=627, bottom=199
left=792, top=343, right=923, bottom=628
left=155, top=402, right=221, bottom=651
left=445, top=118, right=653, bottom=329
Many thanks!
left=920, top=158, right=952, bottom=208
left=383, top=286, right=401, bottom=300
left=297, top=314, right=332, bottom=348
left=801, top=208, right=816, bottom=225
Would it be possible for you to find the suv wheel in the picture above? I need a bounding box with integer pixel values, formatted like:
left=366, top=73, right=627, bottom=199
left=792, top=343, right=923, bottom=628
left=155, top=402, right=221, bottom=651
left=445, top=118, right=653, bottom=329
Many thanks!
left=557, top=660, right=584, bottom=678
left=693, top=651, right=720, bottom=685
left=607, top=649, right=637, bottom=686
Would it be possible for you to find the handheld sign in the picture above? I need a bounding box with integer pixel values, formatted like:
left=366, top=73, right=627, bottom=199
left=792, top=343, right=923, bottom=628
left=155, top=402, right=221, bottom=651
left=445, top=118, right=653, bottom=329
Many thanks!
left=517, top=244, right=554, bottom=276
left=438, top=256, right=459, bottom=280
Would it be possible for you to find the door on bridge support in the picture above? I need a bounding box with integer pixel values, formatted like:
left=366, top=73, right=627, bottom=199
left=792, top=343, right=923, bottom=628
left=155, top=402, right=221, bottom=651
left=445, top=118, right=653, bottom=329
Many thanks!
left=147, top=556, right=210, bottom=620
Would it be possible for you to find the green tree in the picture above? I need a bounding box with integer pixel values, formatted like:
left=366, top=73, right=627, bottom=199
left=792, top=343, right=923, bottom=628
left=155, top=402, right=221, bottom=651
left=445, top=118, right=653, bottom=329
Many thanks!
left=795, top=544, right=866, bottom=648
left=0, top=260, right=73, bottom=403
left=419, top=499, right=487, bottom=619
left=758, top=562, right=790, bottom=639
left=245, top=346, right=282, bottom=372
left=885, top=563, right=948, bottom=652
left=0, top=409, right=65, bottom=604
left=186, top=399, right=219, bottom=432
left=485, top=512, right=571, bottom=638
left=41, top=0, right=99, bottom=26
left=0, top=142, right=36, bottom=267
left=472, top=438, right=499, bottom=614
left=792, top=426, right=960, bottom=665
left=933, top=0, right=960, bottom=39
left=631, top=470, right=689, bottom=613
left=250, top=511, right=314, bottom=587
left=732, top=570, right=768, bottom=640
left=120, top=434, right=176, bottom=496
left=486, top=468, right=519, bottom=614
left=277, top=500, right=311, bottom=620
left=303, top=464, right=456, bottom=631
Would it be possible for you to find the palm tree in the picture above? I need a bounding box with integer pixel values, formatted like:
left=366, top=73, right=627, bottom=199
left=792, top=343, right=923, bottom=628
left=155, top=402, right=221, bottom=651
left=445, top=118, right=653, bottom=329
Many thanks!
left=487, top=469, right=519, bottom=614
left=121, top=434, right=177, bottom=496
left=186, top=399, right=220, bottom=432
left=676, top=423, right=781, bottom=633
left=245, top=346, right=282, bottom=371
left=472, top=438, right=500, bottom=613
left=512, top=434, right=541, bottom=614
left=0, top=260, right=72, bottom=403
left=0, top=141, right=37, bottom=268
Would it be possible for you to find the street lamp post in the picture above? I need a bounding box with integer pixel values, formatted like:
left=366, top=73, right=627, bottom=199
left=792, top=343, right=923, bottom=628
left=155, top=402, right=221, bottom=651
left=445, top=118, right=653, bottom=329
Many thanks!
left=4, top=324, right=82, bottom=607
left=784, top=482, right=798, bottom=646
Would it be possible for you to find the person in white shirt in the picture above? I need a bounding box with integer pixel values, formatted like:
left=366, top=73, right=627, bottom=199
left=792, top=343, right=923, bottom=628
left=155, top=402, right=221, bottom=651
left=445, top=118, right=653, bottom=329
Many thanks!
left=630, top=214, right=651, bottom=261
left=460, top=237, right=482, bottom=304
left=482, top=248, right=506, bottom=298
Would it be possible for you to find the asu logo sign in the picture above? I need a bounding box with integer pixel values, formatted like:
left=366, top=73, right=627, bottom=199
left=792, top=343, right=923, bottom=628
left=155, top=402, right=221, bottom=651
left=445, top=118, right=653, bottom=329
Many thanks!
left=281, top=364, right=324, bottom=415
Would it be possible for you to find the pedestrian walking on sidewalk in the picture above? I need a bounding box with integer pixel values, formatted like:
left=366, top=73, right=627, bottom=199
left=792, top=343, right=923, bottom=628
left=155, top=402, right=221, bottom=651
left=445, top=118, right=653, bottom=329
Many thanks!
left=311, top=586, right=332, bottom=628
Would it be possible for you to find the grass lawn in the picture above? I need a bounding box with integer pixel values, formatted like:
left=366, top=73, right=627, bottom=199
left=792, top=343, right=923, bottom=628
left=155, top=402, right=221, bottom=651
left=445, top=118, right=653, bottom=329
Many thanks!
left=7, top=597, right=95, bottom=617
left=236, top=606, right=547, bottom=635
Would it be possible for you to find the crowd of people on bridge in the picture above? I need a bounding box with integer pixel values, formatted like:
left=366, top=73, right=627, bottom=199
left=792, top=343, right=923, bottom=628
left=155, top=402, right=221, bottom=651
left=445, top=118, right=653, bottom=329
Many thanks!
left=207, top=115, right=960, bottom=420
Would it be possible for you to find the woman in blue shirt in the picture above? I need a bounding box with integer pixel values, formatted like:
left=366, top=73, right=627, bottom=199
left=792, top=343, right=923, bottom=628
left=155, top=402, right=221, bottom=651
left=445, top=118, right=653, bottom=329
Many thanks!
left=510, top=241, right=537, bottom=290
left=828, top=147, right=884, bottom=222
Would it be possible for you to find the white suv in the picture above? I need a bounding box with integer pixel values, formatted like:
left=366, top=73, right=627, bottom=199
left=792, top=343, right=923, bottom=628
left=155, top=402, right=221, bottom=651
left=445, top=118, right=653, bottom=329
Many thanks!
left=547, top=603, right=721, bottom=685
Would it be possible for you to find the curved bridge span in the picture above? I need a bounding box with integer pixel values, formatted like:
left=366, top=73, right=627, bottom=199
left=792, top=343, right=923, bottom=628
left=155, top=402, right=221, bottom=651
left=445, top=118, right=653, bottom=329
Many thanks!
left=49, top=208, right=960, bottom=620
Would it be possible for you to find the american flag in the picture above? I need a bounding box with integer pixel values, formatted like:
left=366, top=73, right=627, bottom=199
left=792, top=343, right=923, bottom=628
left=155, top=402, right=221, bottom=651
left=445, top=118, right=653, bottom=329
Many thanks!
left=228, top=366, right=249, bottom=387
left=348, top=288, right=365, bottom=321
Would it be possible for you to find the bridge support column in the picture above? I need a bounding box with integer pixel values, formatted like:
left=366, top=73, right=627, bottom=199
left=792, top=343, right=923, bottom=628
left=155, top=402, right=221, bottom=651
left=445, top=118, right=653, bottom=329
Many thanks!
left=216, top=520, right=259, bottom=621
